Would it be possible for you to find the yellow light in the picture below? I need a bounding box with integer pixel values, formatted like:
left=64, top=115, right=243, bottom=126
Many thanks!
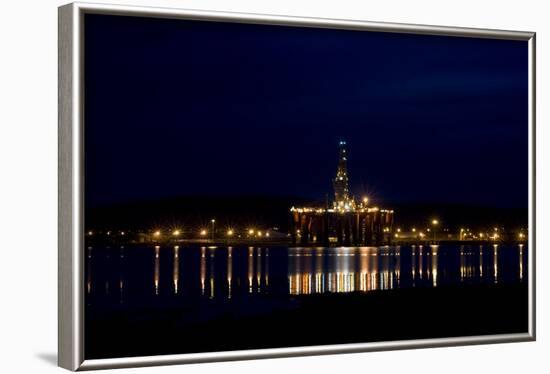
left=397, top=228, right=401, bottom=233
left=479, top=233, right=484, bottom=238
left=200, top=229, right=207, bottom=236
left=412, top=228, right=416, bottom=232
left=432, top=219, right=439, bottom=225
left=227, top=229, right=234, bottom=236
left=153, top=230, right=161, bottom=237
left=173, top=230, right=180, bottom=236
left=211, top=219, right=216, bottom=223
left=257, top=231, right=263, bottom=237
left=362, top=196, right=369, bottom=204
left=248, top=229, right=254, bottom=235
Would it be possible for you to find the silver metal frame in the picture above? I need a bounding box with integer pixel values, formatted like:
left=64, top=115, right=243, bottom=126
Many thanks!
left=58, top=2, right=536, bottom=371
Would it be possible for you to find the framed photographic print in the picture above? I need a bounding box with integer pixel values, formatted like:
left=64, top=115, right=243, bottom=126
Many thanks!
left=58, top=2, right=536, bottom=370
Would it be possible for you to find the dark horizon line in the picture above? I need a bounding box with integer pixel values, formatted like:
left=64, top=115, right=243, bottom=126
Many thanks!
left=86, top=193, right=528, bottom=211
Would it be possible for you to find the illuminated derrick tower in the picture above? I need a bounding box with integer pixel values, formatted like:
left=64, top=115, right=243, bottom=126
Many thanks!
left=290, top=140, right=394, bottom=246
left=333, top=140, right=350, bottom=206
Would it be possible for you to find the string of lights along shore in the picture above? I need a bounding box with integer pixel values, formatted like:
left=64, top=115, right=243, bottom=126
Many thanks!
left=85, top=141, right=528, bottom=245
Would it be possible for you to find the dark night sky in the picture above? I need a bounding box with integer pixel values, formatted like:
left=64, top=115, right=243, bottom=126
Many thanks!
left=85, top=14, right=528, bottom=210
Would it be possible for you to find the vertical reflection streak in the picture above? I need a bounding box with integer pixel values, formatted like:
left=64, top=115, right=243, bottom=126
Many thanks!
left=431, top=245, right=438, bottom=287
left=371, top=250, right=378, bottom=291
left=87, top=247, right=92, bottom=295
left=265, top=248, right=269, bottom=288
left=256, top=248, right=262, bottom=293
left=460, top=245, right=465, bottom=282
left=173, top=246, right=179, bottom=294
left=200, top=247, right=206, bottom=296
left=227, top=247, right=232, bottom=299
left=418, top=245, right=423, bottom=280
left=315, top=249, right=324, bottom=293
left=395, top=247, right=401, bottom=288
left=479, top=245, right=484, bottom=279
left=519, top=244, right=524, bottom=281
left=119, top=246, right=124, bottom=303
left=493, top=244, right=499, bottom=283
left=248, top=247, right=254, bottom=293
left=411, top=245, right=416, bottom=284
left=360, top=249, right=368, bottom=292
left=209, top=250, right=215, bottom=299
left=154, top=246, right=160, bottom=296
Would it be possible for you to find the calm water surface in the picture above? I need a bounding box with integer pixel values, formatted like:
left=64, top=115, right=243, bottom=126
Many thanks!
left=85, top=244, right=527, bottom=307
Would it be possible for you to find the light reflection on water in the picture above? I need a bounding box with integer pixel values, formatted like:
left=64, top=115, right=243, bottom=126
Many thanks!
left=288, top=247, right=402, bottom=294
left=85, top=244, right=527, bottom=305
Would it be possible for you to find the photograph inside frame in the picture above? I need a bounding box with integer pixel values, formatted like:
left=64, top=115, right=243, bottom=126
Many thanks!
left=83, top=13, right=529, bottom=359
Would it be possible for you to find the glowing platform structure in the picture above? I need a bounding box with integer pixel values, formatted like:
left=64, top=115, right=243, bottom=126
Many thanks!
left=290, top=141, right=395, bottom=246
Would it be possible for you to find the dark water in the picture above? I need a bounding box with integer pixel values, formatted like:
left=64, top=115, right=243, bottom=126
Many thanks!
left=85, top=244, right=528, bottom=359
left=86, top=244, right=527, bottom=305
